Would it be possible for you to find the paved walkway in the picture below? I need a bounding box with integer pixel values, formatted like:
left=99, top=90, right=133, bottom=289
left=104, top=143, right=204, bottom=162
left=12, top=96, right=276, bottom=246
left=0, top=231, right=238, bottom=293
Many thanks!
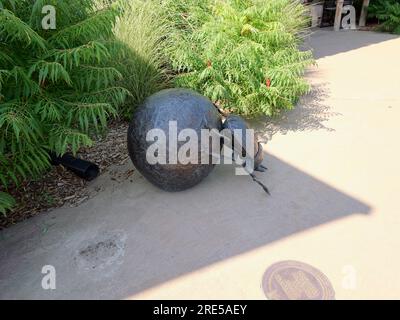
left=1, top=30, right=400, bottom=299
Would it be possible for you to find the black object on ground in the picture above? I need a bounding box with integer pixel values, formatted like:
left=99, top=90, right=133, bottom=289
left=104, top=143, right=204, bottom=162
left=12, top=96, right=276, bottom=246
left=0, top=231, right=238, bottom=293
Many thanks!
left=50, top=153, right=100, bottom=181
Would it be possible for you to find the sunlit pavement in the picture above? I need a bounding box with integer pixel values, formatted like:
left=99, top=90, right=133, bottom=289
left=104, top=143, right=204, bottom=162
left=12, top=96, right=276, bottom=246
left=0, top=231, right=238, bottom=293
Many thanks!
left=1, top=30, right=400, bottom=299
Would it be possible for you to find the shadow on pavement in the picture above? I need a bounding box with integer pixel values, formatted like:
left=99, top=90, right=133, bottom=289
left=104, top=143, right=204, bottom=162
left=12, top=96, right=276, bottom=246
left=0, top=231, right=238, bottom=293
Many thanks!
left=250, top=82, right=339, bottom=142
left=0, top=151, right=371, bottom=299
left=305, top=29, right=399, bottom=60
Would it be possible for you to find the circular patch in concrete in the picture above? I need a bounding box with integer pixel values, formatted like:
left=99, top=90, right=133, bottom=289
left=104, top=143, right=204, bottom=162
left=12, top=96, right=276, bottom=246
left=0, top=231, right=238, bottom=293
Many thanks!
left=262, top=260, right=335, bottom=300
left=75, top=231, right=126, bottom=272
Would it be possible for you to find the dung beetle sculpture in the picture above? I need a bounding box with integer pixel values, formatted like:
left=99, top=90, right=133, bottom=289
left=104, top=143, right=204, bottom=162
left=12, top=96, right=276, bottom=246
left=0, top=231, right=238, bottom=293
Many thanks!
left=222, top=115, right=267, bottom=173
left=127, top=88, right=269, bottom=194
left=222, top=115, right=270, bottom=194
left=127, top=88, right=222, bottom=191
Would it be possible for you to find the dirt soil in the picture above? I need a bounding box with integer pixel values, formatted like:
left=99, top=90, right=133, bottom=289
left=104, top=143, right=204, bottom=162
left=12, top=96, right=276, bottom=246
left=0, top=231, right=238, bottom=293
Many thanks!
left=0, top=121, right=130, bottom=230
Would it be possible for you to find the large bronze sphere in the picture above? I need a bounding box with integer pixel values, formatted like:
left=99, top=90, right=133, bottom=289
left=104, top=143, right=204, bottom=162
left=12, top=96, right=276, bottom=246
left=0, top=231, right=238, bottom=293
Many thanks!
left=127, top=89, right=222, bottom=191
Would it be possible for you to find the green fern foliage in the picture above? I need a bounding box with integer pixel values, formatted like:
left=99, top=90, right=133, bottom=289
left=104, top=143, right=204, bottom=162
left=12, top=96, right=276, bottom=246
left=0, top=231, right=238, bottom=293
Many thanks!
left=165, top=0, right=314, bottom=116
left=369, top=0, right=400, bottom=34
left=0, top=0, right=129, bottom=214
left=0, top=191, right=15, bottom=216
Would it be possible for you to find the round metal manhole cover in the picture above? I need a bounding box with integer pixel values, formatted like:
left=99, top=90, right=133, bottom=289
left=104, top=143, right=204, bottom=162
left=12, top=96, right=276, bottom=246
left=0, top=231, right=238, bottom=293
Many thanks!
left=262, top=260, right=335, bottom=300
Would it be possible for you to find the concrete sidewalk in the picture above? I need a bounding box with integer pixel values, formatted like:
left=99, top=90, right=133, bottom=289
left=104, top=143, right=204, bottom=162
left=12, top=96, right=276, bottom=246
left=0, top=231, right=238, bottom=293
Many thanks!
left=1, top=30, right=400, bottom=299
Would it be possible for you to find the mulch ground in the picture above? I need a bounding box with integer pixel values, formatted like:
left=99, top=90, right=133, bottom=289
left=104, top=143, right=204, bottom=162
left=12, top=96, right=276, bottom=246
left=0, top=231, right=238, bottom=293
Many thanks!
left=0, top=121, right=131, bottom=230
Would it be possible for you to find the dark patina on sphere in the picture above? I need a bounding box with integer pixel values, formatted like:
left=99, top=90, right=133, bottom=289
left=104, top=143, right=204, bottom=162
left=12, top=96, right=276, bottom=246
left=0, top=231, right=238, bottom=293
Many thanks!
left=127, top=88, right=222, bottom=191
